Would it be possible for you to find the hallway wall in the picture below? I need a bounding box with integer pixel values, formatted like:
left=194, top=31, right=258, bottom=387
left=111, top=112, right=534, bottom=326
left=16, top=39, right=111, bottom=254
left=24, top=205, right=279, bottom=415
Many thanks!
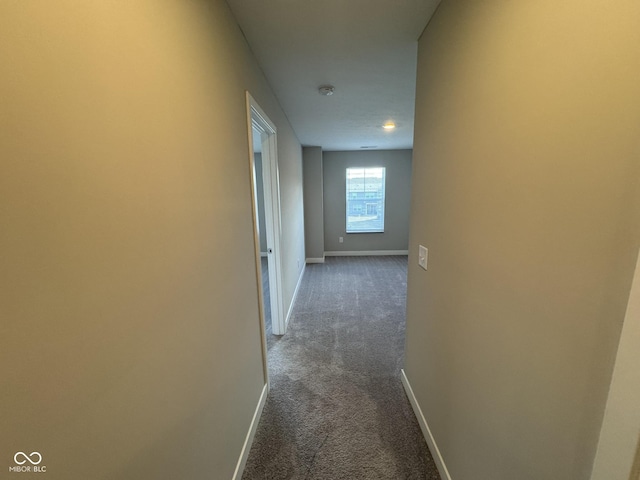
left=404, top=0, right=640, bottom=479
left=303, top=146, right=325, bottom=261
left=0, top=1, right=303, bottom=478
left=254, top=153, right=268, bottom=253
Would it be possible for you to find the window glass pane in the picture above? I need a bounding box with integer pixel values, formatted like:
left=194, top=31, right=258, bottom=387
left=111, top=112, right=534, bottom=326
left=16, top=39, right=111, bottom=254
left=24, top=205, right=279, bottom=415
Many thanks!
left=346, top=167, right=385, bottom=233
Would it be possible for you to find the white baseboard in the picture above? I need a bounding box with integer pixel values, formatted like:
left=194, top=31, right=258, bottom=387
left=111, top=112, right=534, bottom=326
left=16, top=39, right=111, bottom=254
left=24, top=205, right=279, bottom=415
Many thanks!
left=285, top=264, right=305, bottom=329
left=324, top=250, right=409, bottom=257
left=232, top=382, right=268, bottom=480
left=401, top=369, right=452, bottom=480
left=306, top=257, right=325, bottom=264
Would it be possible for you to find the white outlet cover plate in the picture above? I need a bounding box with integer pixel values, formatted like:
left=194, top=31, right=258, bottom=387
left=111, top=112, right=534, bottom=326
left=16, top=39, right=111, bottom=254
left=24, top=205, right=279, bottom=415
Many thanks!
left=418, top=245, right=428, bottom=270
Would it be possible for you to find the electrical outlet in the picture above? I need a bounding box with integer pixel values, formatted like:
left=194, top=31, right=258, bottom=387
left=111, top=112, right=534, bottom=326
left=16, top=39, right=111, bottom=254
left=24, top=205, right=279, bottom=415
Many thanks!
left=339, top=236, right=344, bottom=243
left=418, top=245, right=428, bottom=270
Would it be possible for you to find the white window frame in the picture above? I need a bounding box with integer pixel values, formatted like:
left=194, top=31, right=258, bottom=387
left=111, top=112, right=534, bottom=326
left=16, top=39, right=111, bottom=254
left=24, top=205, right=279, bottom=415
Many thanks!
left=346, top=167, right=386, bottom=234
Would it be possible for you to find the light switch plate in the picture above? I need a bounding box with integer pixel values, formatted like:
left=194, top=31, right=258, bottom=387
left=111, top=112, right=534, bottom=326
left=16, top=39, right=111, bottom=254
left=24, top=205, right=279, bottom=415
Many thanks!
left=418, top=245, right=428, bottom=270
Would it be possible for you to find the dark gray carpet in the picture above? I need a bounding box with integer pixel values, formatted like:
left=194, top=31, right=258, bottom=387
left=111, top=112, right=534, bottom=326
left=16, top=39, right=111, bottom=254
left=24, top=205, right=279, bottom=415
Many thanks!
left=243, top=256, right=441, bottom=480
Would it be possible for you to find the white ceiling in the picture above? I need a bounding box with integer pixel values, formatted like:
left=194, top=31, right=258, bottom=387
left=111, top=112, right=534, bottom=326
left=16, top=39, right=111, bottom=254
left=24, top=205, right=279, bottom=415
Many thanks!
left=225, top=0, right=440, bottom=151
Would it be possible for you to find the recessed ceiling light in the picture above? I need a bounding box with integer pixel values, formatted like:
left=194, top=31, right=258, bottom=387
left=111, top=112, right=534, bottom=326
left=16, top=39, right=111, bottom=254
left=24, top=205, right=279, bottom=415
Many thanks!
left=318, top=85, right=335, bottom=96
left=382, top=122, right=396, bottom=130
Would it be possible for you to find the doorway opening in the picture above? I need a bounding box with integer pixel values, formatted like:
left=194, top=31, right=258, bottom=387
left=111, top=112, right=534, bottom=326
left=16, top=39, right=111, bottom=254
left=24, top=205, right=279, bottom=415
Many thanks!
left=246, top=93, right=285, bottom=376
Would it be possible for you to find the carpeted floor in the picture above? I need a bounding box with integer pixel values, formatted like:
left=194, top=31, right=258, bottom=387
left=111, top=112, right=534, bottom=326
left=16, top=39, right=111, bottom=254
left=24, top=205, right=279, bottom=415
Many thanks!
left=243, top=256, right=441, bottom=480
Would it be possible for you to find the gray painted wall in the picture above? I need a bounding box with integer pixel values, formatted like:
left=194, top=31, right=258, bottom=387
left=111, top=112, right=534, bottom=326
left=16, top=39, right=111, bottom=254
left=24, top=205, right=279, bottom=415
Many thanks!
left=278, top=134, right=306, bottom=305
left=303, top=147, right=324, bottom=260
left=404, top=1, right=640, bottom=479
left=323, top=150, right=412, bottom=252
left=0, top=1, right=305, bottom=478
left=254, top=153, right=268, bottom=252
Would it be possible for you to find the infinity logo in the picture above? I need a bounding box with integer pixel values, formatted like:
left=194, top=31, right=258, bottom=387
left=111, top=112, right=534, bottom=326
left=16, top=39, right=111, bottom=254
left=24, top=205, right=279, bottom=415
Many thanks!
left=14, top=452, right=42, bottom=465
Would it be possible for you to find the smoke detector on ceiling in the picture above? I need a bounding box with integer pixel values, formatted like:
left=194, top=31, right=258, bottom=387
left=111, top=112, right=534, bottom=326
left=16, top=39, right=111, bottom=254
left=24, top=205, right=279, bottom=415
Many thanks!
left=318, top=85, right=335, bottom=96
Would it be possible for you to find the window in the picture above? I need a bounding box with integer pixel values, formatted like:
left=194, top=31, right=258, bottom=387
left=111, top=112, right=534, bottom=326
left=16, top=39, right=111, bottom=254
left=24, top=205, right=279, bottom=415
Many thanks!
left=346, top=167, right=386, bottom=233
